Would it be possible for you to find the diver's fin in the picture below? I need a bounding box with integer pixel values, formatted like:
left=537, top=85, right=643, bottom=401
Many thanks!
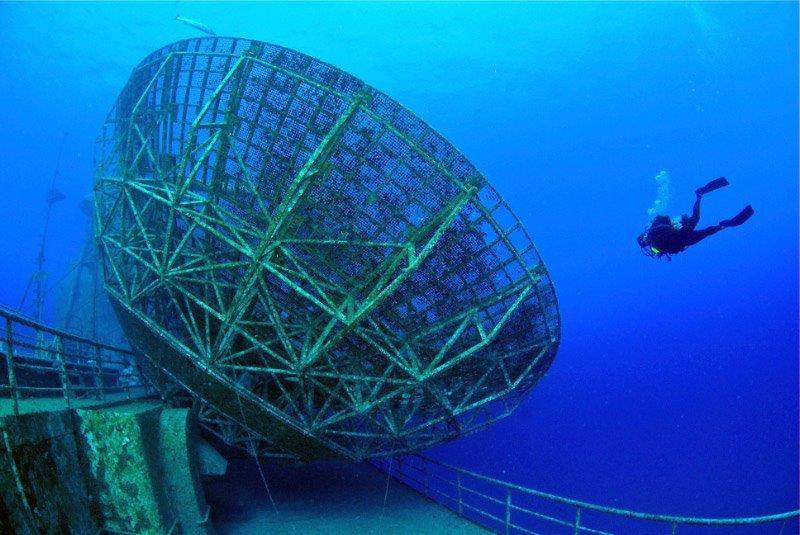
left=720, top=205, right=754, bottom=228
left=695, top=177, right=730, bottom=196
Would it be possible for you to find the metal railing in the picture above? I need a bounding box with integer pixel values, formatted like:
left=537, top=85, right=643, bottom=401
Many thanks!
left=0, top=305, right=153, bottom=416
left=372, top=454, right=799, bottom=534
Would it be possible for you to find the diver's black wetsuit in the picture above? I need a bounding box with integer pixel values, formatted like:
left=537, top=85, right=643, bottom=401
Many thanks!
left=638, top=177, right=754, bottom=258
left=646, top=195, right=722, bottom=255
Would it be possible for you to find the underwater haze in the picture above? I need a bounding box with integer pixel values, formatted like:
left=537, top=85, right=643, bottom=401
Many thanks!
left=0, top=1, right=797, bottom=531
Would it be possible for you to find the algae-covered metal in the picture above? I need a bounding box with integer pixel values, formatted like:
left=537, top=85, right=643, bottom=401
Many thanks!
left=94, top=37, right=560, bottom=460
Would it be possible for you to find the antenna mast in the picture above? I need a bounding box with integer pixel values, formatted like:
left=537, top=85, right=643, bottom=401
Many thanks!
left=19, top=132, right=68, bottom=322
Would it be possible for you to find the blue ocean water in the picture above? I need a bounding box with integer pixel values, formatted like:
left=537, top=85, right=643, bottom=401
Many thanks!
left=0, top=1, right=796, bottom=528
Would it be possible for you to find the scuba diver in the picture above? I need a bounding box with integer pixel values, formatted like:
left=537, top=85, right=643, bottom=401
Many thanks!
left=637, top=177, right=754, bottom=260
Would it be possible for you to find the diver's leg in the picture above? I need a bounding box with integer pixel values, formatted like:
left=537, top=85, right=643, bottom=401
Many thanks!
left=682, top=194, right=702, bottom=230
left=720, top=205, right=755, bottom=228
left=684, top=225, right=722, bottom=246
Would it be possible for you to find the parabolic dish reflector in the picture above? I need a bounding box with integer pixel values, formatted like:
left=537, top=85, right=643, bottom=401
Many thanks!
left=94, top=37, right=560, bottom=461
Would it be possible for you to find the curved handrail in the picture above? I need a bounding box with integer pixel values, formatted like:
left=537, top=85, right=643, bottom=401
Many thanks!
left=414, top=454, right=798, bottom=527
left=373, top=453, right=799, bottom=534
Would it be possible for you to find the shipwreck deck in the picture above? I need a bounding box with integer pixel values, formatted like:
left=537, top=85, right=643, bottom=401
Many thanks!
left=206, top=458, right=488, bottom=534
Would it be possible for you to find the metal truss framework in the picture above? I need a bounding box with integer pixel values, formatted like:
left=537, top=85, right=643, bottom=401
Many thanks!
left=94, top=37, right=561, bottom=461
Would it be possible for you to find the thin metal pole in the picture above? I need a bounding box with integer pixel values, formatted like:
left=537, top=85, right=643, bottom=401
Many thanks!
left=54, top=335, right=71, bottom=409
left=4, top=319, right=20, bottom=416
left=505, top=487, right=512, bottom=535
left=573, top=507, right=581, bottom=535
left=94, top=345, right=105, bottom=401
left=457, top=473, right=463, bottom=516
left=137, top=363, right=151, bottom=395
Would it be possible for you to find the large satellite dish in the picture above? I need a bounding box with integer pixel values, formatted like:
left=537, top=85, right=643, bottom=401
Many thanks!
left=94, top=37, right=560, bottom=461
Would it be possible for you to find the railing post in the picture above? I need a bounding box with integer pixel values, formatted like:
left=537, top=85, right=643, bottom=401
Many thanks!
left=457, top=473, right=463, bottom=516
left=573, top=507, right=581, bottom=535
left=4, top=319, right=20, bottom=416
left=142, top=363, right=152, bottom=396
left=35, top=330, right=45, bottom=361
left=505, top=487, right=512, bottom=535
left=671, top=522, right=677, bottom=534
left=54, top=335, right=71, bottom=409
left=94, top=345, right=105, bottom=401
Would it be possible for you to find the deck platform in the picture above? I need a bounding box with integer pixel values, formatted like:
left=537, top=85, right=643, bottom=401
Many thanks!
left=206, top=458, right=487, bottom=534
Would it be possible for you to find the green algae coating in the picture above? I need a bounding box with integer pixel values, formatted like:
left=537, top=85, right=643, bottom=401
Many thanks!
left=158, top=408, right=215, bottom=535
left=77, top=405, right=170, bottom=534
